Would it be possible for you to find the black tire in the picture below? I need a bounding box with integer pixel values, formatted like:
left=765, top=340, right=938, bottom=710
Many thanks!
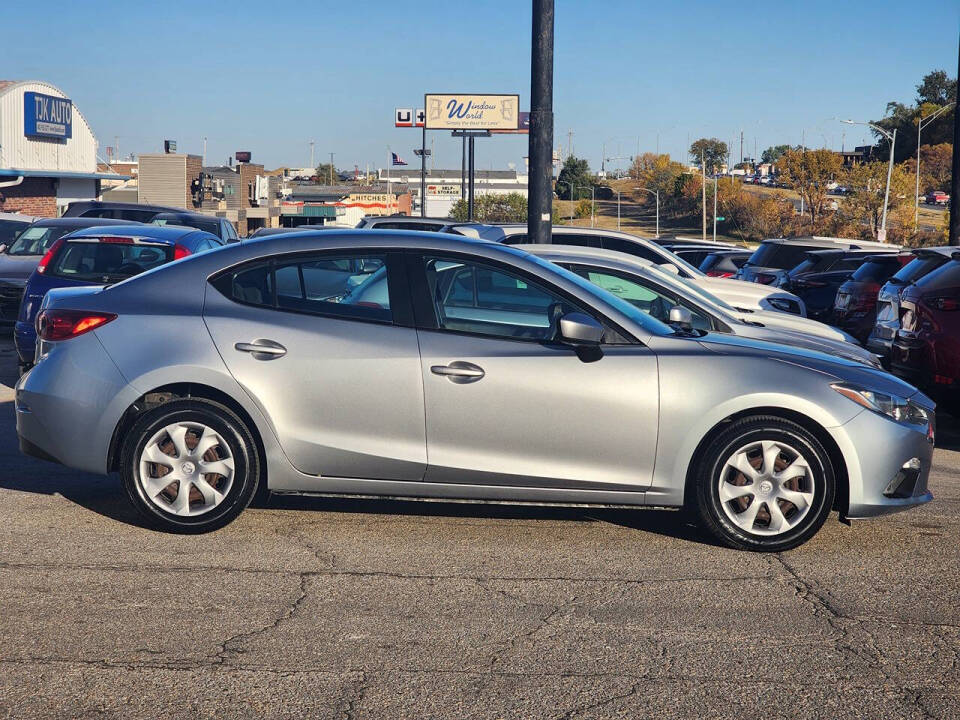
left=692, top=415, right=835, bottom=552
left=119, top=398, right=260, bottom=533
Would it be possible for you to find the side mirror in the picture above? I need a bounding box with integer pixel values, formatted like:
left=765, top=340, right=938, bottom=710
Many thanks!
left=559, top=312, right=604, bottom=346
left=661, top=263, right=680, bottom=275
left=668, top=305, right=694, bottom=330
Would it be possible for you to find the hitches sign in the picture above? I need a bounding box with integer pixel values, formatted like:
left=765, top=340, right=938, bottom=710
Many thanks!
left=24, top=91, right=73, bottom=139
left=424, top=94, right=519, bottom=130
left=395, top=108, right=425, bottom=128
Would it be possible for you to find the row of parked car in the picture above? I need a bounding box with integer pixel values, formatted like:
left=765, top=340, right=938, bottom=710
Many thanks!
left=14, top=210, right=936, bottom=549
left=723, top=236, right=960, bottom=414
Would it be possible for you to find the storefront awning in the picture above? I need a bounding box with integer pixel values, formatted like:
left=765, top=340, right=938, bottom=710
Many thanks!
left=0, top=168, right=131, bottom=181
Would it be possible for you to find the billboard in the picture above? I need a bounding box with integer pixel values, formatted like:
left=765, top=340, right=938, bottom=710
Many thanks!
left=395, top=108, right=425, bottom=128
left=490, top=111, right=530, bottom=135
left=424, top=94, right=519, bottom=130
left=23, top=91, right=72, bottom=140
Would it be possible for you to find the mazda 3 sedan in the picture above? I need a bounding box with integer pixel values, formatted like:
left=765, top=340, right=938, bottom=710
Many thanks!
left=16, top=231, right=935, bottom=551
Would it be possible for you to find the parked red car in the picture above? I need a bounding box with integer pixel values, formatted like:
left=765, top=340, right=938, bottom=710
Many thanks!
left=833, top=252, right=914, bottom=344
left=924, top=191, right=950, bottom=206
left=891, top=256, right=960, bottom=407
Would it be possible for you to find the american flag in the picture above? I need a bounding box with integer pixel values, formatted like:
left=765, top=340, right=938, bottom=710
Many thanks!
left=391, top=152, right=407, bottom=166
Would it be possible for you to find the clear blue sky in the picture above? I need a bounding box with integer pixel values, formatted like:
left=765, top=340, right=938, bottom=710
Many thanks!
left=2, top=0, right=958, bottom=173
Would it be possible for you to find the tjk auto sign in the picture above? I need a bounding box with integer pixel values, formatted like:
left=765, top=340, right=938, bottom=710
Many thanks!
left=23, top=91, right=73, bottom=140
left=424, top=94, right=519, bottom=131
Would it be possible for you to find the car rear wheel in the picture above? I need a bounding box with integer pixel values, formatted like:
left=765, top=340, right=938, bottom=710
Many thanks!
left=120, top=399, right=260, bottom=533
left=692, top=416, right=835, bottom=551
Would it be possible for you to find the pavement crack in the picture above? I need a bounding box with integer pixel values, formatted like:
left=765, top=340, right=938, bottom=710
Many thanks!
left=559, top=679, right=643, bottom=719
left=212, top=572, right=310, bottom=666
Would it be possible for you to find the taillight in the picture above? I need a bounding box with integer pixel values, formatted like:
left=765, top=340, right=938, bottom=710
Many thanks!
left=36, top=309, right=117, bottom=341
left=931, top=297, right=960, bottom=311
left=706, top=270, right=734, bottom=278
left=174, top=244, right=191, bottom=260
left=98, top=236, right=134, bottom=244
left=755, top=273, right=776, bottom=285
left=36, top=238, right=64, bottom=274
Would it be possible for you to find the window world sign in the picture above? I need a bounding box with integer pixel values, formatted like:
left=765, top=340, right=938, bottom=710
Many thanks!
left=424, top=94, right=519, bottom=131
left=23, top=92, right=73, bottom=140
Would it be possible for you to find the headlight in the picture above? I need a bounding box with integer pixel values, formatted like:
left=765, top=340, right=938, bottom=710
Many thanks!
left=831, top=383, right=931, bottom=426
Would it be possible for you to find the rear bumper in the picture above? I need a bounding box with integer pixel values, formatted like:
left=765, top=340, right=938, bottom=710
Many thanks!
left=16, top=332, right=138, bottom=475
left=14, top=321, right=35, bottom=364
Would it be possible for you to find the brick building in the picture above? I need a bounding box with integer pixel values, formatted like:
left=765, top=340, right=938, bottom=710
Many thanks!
left=0, top=80, right=127, bottom=217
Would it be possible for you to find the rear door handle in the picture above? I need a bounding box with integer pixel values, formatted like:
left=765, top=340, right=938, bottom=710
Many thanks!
left=235, top=340, right=287, bottom=359
left=431, top=361, right=485, bottom=383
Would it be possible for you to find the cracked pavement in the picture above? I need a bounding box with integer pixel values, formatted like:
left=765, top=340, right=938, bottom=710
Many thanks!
left=0, top=337, right=958, bottom=719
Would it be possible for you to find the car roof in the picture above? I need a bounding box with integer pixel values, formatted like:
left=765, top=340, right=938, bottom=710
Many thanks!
left=516, top=242, right=657, bottom=268
left=914, top=246, right=960, bottom=259
left=761, top=236, right=896, bottom=250
left=68, top=200, right=184, bottom=212
left=62, top=224, right=209, bottom=243
left=29, top=217, right=140, bottom=228
left=803, top=247, right=896, bottom=258
left=0, top=212, right=37, bottom=222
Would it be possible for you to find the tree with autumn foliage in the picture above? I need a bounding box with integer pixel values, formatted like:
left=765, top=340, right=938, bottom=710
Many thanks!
left=777, top=148, right=842, bottom=225
left=901, top=143, right=953, bottom=195
left=841, top=162, right=913, bottom=240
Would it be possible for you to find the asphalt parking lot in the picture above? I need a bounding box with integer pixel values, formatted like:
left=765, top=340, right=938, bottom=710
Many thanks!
left=0, top=337, right=958, bottom=719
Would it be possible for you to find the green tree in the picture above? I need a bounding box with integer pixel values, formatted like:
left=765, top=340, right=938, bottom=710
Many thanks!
left=761, top=145, right=793, bottom=164
left=689, top=138, right=728, bottom=174
left=842, top=162, right=912, bottom=239
left=631, top=153, right=686, bottom=212
left=314, top=163, right=337, bottom=184
left=778, top=148, right=842, bottom=225
left=556, top=155, right=595, bottom=200
left=448, top=192, right=562, bottom=224
left=872, top=69, right=956, bottom=163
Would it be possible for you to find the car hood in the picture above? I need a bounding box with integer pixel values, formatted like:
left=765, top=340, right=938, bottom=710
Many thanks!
left=733, top=323, right=878, bottom=366
left=0, top=253, right=41, bottom=286
left=736, top=309, right=855, bottom=343
left=695, top=275, right=800, bottom=306
left=695, top=332, right=925, bottom=400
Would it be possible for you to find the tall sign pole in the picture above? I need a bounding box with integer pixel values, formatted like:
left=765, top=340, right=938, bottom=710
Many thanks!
left=528, top=0, right=554, bottom=243
left=950, top=30, right=960, bottom=245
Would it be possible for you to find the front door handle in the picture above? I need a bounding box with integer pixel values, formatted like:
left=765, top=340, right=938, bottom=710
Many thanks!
left=235, top=340, right=287, bottom=360
left=431, top=360, right=485, bottom=384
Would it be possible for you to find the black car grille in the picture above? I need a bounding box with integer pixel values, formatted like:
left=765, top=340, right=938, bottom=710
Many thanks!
left=0, top=284, right=24, bottom=322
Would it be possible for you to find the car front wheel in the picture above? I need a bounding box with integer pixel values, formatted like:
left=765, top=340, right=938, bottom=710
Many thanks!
left=692, top=416, right=835, bottom=551
left=120, top=398, right=260, bottom=533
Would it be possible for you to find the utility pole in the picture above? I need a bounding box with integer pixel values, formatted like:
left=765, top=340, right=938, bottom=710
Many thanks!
left=568, top=129, right=574, bottom=157
left=329, top=152, right=334, bottom=185
left=202, top=136, right=207, bottom=166
left=951, top=30, right=960, bottom=245
left=740, top=130, right=743, bottom=165
left=528, top=0, right=554, bottom=244
left=713, top=176, right=718, bottom=242
left=701, top=149, right=707, bottom=241
left=115, top=136, right=119, bottom=163
left=309, top=141, right=315, bottom=172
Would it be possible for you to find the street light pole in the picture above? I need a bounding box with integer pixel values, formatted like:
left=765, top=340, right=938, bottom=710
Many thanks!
left=915, top=104, right=950, bottom=231
left=842, top=119, right=897, bottom=242
left=713, top=175, right=718, bottom=242
left=615, top=190, right=621, bottom=230
left=634, top=186, right=659, bottom=238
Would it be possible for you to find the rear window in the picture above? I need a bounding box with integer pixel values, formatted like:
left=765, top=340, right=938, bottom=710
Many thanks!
left=914, top=260, right=960, bottom=292
left=81, top=208, right=158, bottom=222
left=851, top=258, right=902, bottom=283
left=0, top=218, right=30, bottom=245
left=891, top=254, right=950, bottom=284
left=48, top=240, right=172, bottom=282
left=747, top=242, right=819, bottom=270
left=152, top=215, right=220, bottom=235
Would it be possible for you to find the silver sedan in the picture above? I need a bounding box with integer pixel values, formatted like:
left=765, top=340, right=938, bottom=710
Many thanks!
left=16, top=231, right=935, bottom=550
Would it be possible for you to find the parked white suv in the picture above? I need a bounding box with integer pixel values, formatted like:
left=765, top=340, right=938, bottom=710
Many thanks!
left=451, top=224, right=808, bottom=316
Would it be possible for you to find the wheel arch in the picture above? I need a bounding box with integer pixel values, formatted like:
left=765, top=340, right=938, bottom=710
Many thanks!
left=682, top=407, right=849, bottom=515
left=107, top=383, right=267, bottom=489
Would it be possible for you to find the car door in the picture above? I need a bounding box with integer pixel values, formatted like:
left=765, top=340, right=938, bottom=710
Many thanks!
left=203, top=250, right=427, bottom=481
left=409, top=251, right=659, bottom=491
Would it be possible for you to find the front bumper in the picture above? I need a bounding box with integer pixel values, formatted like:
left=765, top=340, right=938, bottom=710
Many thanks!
left=833, top=405, right=935, bottom=519
left=0, top=282, right=25, bottom=325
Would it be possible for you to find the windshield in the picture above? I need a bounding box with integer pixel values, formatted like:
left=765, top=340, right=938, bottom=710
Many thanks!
left=649, top=264, right=739, bottom=313
left=152, top=216, right=220, bottom=235
left=0, top=219, right=30, bottom=246
left=48, top=240, right=173, bottom=282
left=518, top=251, right=675, bottom=336
left=5, top=225, right=73, bottom=256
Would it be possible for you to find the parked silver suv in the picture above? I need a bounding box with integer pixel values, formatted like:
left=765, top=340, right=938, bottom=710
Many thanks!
left=16, top=231, right=934, bottom=550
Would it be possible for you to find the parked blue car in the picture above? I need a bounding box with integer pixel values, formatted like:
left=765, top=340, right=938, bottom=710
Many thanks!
left=14, top=224, right=224, bottom=372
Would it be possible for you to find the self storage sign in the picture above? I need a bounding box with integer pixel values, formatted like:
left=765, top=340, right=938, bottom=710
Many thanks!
left=24, top=92, right=72, bottom=140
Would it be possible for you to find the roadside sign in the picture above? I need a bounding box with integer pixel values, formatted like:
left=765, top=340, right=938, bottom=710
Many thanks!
left=490, top=111, right=530, bottom=135
left=424, top=94, right=520, bottom=130
left=395, top=108, right=413, bottom=127
left=716, top=216, right=725, bottom=221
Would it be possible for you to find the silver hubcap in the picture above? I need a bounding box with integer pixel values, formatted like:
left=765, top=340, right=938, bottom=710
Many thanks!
left=718, top=440, right=815, bottom=536
left=137, top=422, right=234, bottom=517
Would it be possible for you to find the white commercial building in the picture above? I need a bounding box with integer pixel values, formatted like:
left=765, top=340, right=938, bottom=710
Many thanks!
left=378, top=168, right=529, bottom=217
left=0, top=80, right=126, bottom=217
